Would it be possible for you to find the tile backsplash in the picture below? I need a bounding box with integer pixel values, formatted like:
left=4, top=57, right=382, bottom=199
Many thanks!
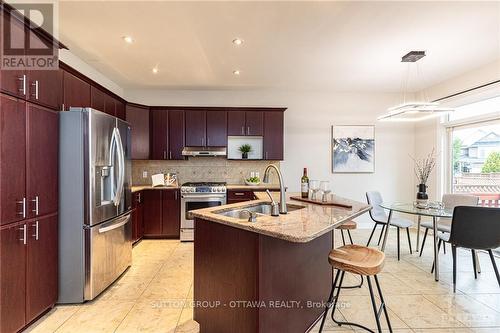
left=132, top=158, right=280, bottom=185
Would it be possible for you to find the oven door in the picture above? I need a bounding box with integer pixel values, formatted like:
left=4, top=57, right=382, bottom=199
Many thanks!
left=181, top=194, right=226, bottom=229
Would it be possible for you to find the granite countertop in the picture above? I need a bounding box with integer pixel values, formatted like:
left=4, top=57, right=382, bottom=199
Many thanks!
left=131, top=185, right=179, bottom=193
left=190, top=191, right=371, bottom=243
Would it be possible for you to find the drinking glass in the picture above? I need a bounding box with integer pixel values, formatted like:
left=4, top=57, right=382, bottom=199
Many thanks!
left=310, top=180, right=320, bottom=200
left=320, top=181, right=331, bottom=202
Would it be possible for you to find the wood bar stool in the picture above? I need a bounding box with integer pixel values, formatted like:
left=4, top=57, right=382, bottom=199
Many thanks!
left=336, top=220, right=364, bottom=289
left=319, top=244, right=393, bottom=333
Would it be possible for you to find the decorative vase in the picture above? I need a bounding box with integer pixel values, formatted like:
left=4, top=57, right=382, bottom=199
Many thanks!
left=242, top=152, right=248, bottom=159
left=416, top=183, right=428, bottom=207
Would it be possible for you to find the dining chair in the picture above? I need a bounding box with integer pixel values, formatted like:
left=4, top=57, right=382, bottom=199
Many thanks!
left=419, top=194, right=478, bottom=257
left=437, top=206, right=500, bottom=292
left=366, top=191, right=413, bottom=260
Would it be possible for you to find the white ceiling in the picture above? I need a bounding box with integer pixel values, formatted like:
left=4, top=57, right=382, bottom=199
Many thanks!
left=57, top=1, right=500, bottom=92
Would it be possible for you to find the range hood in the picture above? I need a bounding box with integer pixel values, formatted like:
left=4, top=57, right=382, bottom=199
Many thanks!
left=181, top=146, right=227, bottom=157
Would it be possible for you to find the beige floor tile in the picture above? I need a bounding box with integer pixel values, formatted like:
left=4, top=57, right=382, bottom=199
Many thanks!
left=141, top=276, right=192, bottom=300
left=55, top=299, right=135, bottom=333
left=336, top=295, right=408, bottom=330
left=25, top=305, right=79, bottom=333
left=125, top=262, right=164, bottom=278
left=468, top=293, right=500, bottom=313
left=423, top=294, right=500, bottom=327
left=115, top=299, right=184, bottom=333
left=413, top=329, right=473, bottom=333
left=98, top=275, right=153, bottom=301
left=385, top=295, right=464, bottom=329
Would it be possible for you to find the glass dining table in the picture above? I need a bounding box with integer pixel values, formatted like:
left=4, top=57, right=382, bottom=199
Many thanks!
left=379, top=202, right=453, bottom=281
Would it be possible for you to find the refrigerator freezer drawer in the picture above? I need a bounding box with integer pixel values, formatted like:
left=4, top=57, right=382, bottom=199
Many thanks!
left=84, top=213, right=132, bottom=300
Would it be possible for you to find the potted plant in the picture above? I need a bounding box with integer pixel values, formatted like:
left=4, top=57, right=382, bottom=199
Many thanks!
left=239, top=144, right=252, bottom=159
left=412, top=149, right=436, bottom=207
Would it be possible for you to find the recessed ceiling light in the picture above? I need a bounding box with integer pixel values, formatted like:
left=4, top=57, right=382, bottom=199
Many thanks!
left=232, top=38, right=243, bottom=45
left=233, top=70, right=240, bottom=75
left=122, top=36, right=134, bottom=44
left=152, top=67, right=159, bottom=74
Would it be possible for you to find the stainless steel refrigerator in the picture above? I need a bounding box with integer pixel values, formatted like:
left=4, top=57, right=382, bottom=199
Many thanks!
left=58, top=108, right=132, bottom=303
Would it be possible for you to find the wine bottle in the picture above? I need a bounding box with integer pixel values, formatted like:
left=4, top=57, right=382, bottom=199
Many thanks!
left=301, top=168, right=309, bottom=198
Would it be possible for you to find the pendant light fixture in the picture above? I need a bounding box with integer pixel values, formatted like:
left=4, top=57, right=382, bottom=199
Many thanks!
left=378, top=51, right=454, bottom=122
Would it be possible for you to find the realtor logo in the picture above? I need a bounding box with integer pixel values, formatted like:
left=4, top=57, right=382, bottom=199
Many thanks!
left=1, top=1, right=59, bottom=70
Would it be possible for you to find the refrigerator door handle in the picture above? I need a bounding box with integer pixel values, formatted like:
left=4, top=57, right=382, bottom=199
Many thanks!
left=98, top=213, right=130, bottom=233
left=113, top=127, right=125, bottom=207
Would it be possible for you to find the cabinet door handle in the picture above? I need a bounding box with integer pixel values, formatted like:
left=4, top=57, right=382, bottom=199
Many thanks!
left=175, top=191, right=178, bottom=200
left=247, top=126, right=250, bottom=135
left=18, top=75, right=26, bottom=95
left=17, top=198, right=26, bottom=218
left=163, top=150, right=167, bottom=159
left=61, top=103, right=65, bottom=111
left=234, top=192, right=246, bottom=196
left=207, top=137, right=210, bottom=146
left=137, top=193, right=141, bottom=203
left=265, top=152, right=268, bottom=160
left=31, top=196, right=39, bottom=216
left=169, top=151, right=172, bottom=160
left=19, top=224, right=27, bottom=245
left=32, top=221, right=39, bottom=240
left=201, top=138, right=204, bottom=146
left=241, top=126, right=245, bottom=135
left=31, top=80, right=39, bottom=100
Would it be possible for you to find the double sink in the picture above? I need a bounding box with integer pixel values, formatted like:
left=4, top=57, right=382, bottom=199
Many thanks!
left=215, top=203, right=305, bottom=221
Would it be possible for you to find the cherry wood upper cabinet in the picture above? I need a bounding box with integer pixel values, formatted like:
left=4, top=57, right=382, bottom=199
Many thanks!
left=162, top=190, right=180, bottom=238
left=90, top=86, right=106, bottom=114
left=0, top=94, right=26, bottom=225
left=185, top=110, right=207, bottom=146
left=227, top=111, right=246, bottom=136
left=206, top=110, right=227, bottom=147
left=150, top=109, right=168, bottom=160
left=263, top=111, right=284, bottom=160
left=142, top=190, right=163, bottom=236
left=0, top=10, right=27, bottom=99
left=115, top=99, right=126, bottom=120
left=27, top=69, right=62, bottom=110
left=245, top=111, right=264, bottom=136
left=168, top=110, right=185, bottom=160
left=0, top=222, right=27, bottom=333
left=26, top=214, right=58, bottom=322
left=126, top=104, right=150, bottom=159
left=26, top=104, right=59, bottom=218
left=62, top=70, right=91, bottom=110
left=104, top=93, right=116, bottom=116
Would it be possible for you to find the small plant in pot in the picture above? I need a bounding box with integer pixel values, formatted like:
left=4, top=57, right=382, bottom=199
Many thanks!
left=239, top=144, right=252, bottom=159
left=412, top=148, right=436, bottom=208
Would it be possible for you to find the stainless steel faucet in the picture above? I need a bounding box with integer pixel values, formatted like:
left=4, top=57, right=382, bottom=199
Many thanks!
left=263, top=164, right=287, bottom=214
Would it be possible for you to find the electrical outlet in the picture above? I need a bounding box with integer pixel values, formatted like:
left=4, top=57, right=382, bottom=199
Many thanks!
left=142, top=171, right=148, bottom=178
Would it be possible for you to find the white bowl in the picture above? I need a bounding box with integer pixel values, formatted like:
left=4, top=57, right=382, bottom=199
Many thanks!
left=245, top=179, right=261, bottom=186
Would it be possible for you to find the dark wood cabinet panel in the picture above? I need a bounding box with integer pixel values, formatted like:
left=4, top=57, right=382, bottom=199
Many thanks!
left=26, top=214, right=58, bottom=322
left=0, top=222, right=27, bottom=333
left=62, top=70, right=91, bottom=110
left=245, top=111, right=264, bottom=136
left=142, top=190, right=163, bottom=236
left=162, top=190, right=180, bottom=238
left=263, top=111, right=284, bottom=160
left=26, top=104, right=59, bottom=218
left=0, top=94, right=26, bottom=226
left=27, top=69, right=63, bottom=110
left=132, top=192, right=144, bottom=243
left=227, top=190, right=255, bottom=204
left=206, top=110, right=227, bottom=147
left=150, top=109, right=168, bottom=160
left=104, top=93, right=116, bottom=117
left=90, top=86, right=106, bottom=113
left=115, top=99, right=125, bottom=120
left=185, top=110, right=206, bottom=146
left=168, top=110, right=185, bottom=160
left=227, top=111, right=246, bottom=136
left=0, top=10, right=27, bottom=99
left=126, top=104, right=150, bottom=159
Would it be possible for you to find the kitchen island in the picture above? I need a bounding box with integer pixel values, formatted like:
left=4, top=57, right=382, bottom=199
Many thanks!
left=191, top=192, right=371, bottom=333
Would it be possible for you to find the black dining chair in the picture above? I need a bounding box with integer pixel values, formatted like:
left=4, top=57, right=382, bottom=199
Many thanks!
left=438, top=206, right=500, bottom=292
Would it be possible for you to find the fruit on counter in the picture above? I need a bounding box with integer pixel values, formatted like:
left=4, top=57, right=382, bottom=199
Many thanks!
left=246, top=176, right=261, bottom=183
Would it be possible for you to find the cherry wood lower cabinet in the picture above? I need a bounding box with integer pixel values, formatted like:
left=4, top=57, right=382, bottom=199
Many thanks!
left=194, top=219, right=332, bottom=333
left=132, top=191, right=144, bottom=243
left=227, top=190, right=255, bottom=204
left=142, top=189, right=180, bottom=238
left=0, top=214, right=58, bottom=333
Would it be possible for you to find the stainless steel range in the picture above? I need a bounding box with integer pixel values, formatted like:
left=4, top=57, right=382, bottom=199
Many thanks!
left=180, top=182, right=226, bottom=241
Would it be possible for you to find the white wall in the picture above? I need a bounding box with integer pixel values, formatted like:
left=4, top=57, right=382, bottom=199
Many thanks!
left=126, top=89, right=416, bottom=226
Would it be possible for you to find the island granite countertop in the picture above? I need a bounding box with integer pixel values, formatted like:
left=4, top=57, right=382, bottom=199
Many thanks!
left=190, top=191, right=371, bottom=243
